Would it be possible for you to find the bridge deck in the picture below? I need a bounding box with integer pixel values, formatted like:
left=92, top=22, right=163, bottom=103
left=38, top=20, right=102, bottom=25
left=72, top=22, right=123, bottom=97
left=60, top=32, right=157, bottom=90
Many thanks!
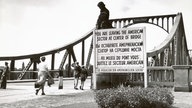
left=0, top=78, right=92, bottom=104
left=0, top=78, right=192, bottom=108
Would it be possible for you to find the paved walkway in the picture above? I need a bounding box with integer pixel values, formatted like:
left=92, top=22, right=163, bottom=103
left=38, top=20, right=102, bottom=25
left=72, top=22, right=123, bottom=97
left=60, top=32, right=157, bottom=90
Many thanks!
left=1, top=78, right=192, bottom=108
left=0, top=78, right=92, bottom=104
left=172, top=92, right=192, bottom=108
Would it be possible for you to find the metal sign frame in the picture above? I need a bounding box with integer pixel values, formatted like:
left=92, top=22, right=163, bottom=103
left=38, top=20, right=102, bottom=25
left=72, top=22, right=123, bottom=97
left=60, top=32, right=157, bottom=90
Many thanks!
left=93, top=27, right=147, bottom=88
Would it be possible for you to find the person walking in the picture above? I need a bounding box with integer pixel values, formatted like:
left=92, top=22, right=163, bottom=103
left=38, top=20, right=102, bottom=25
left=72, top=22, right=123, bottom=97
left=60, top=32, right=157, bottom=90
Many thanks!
left=79, top=66, right=88, bottom=90
left=0, top=62, right=10, bottom=89
left=73, top=62, right=81, bottom=90
left=96, top=1, right=112, bottom=29
left=35, top=56, right=52, bottom=95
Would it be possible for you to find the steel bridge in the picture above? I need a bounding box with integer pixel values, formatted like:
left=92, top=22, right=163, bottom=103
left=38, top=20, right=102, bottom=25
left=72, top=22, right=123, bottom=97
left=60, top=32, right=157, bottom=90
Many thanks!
left=0, top=13, right=192, bottom=88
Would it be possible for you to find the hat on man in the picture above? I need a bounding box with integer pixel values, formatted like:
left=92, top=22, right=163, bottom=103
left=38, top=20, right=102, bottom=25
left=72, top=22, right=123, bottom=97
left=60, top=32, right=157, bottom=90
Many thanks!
left=5, top=62, right=8, bottom=65
left=97, top=1, right=105, bottom=7
left=41, top=56, right=46, bottom=61
left=75, top=61, right=79, bottom=65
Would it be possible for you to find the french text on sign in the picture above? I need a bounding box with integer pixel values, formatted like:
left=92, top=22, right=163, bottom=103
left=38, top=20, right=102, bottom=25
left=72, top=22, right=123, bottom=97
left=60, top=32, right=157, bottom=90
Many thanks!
left=94, top=27, right=146, bottom=73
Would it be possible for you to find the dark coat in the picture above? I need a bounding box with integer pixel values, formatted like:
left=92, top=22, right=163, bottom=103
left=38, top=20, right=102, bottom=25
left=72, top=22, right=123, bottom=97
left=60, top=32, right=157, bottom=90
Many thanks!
left=80, top=67, right=88, bottom=81
left=96, top=7, right=112, bottom=29
left=74, top=65, right=81, bottom=78
left=0, top=66, right=9, bottom=89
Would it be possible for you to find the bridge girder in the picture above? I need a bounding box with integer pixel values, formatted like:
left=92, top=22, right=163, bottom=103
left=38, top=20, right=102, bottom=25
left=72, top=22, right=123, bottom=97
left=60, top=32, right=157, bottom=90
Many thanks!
left=0, top=13, right=191, bottom=80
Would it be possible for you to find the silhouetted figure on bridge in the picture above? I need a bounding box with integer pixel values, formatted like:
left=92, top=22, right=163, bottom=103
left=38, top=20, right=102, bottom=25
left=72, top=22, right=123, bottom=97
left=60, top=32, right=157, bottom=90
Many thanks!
left=96, top=1, right=113, bottom=29
left=0, top=62, right=10, bottom=89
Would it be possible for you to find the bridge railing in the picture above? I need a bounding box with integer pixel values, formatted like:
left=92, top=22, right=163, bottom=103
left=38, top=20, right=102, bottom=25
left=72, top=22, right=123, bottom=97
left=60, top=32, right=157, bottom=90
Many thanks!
left=0, top=70, right=60, bottom=80
left=147, top=66, right=174, bottom=82
left=109, top=14, right=177, bottom=33
left=127, top=66, right=174, bottom=87
left=2, top=67, right=174, bottom=88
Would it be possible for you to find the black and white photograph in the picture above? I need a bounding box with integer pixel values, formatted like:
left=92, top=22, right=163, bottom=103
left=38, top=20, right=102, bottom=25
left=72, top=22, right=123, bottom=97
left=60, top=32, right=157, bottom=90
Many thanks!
left=0, top=0, right=192, bottom=107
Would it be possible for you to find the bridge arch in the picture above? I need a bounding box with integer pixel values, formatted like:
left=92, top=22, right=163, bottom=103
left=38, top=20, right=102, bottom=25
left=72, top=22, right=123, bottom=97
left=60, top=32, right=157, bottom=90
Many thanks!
left=125, top=23, right=169, bottom=52
left=124, top=22, right=169, bottom=33
left=0, top=13, right=191, bottom=82
left=111, top=14, right=176, bottom=33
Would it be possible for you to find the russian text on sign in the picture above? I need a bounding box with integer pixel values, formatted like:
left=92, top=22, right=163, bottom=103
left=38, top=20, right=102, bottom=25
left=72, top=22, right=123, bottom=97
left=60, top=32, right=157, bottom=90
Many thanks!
left=94, top=27, right=146, bottom=73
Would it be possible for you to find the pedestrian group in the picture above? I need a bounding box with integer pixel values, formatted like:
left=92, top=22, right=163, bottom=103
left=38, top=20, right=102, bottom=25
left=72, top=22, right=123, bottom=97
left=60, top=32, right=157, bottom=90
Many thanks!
left=72, top=61, right=88, bottom=90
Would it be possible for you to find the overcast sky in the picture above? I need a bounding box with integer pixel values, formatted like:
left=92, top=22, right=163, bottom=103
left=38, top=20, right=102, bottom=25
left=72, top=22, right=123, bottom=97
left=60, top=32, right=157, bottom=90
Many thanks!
left=0, top=0, right=192, bottom=67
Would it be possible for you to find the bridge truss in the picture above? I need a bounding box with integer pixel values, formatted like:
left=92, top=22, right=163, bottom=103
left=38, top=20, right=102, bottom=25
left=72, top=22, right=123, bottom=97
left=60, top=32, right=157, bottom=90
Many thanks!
left=0, top=13, right=191, bottom=86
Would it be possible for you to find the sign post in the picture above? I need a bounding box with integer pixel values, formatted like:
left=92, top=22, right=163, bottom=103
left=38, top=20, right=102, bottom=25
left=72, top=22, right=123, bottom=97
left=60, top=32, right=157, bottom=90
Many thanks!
left=93, top=27, right=147, bottom=89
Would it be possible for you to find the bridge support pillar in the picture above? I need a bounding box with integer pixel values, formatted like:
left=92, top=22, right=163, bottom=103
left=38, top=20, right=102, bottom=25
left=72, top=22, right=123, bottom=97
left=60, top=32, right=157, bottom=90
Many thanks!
left=173, top=65, right=191, bottom=92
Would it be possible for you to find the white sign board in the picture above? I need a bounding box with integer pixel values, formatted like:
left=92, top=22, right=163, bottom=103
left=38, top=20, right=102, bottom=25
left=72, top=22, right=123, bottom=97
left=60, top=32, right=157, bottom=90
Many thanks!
left=94, top=27, right=146, bottom=73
